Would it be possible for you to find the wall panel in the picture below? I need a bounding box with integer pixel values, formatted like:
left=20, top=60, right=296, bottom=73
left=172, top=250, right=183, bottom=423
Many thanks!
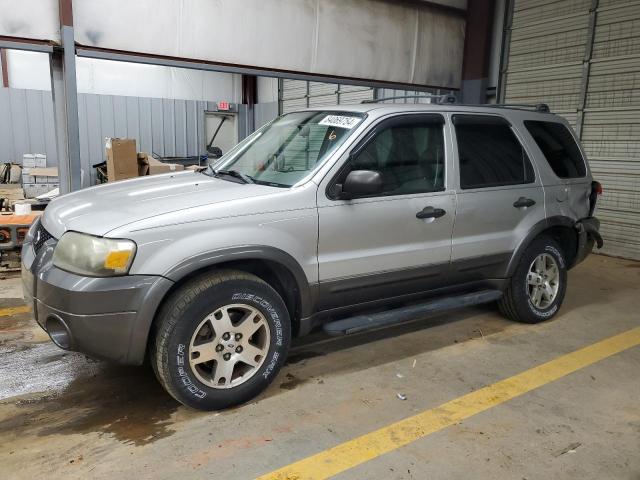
left=0, top=87, right=216, bottom=184
left=503, top=0, right=640, bottom=259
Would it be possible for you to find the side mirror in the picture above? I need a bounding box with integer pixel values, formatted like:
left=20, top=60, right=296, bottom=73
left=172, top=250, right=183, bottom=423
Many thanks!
left=340, top=170, right=383, bottom=199
left=208, top=146, right=223, bottom=158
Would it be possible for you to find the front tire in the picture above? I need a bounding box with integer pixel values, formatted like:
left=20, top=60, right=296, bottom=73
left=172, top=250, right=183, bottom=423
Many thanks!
left=151, top=270, right=291, bottom=410
left=499, top=236, right=567, bottom=324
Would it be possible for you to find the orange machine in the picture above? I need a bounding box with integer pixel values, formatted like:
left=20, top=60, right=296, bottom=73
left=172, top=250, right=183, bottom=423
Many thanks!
left=0, top=213, right=40, bottom=271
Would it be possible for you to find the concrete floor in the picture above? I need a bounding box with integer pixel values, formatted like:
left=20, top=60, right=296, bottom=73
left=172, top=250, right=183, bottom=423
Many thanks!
left=0, top=255, right=638, bottom=479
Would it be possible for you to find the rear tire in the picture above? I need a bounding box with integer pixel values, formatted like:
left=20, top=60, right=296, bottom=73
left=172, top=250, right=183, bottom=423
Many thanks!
left=499, top=236, right=567, bottom=324
left=151, top=270, right=291, bottom=410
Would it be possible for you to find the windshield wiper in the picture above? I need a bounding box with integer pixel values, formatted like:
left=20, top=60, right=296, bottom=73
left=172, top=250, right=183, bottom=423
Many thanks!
left=252, top=179, right=289, bottom=188
left=211, top=169, right=254, bottom=184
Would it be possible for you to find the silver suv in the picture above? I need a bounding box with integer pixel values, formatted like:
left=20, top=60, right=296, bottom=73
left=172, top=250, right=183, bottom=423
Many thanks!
left=22, top=103, right=603, bottom=410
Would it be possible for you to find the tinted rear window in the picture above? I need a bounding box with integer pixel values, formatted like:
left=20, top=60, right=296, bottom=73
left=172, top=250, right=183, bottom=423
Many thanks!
left=524, top=121, right=586, bottom=178
left=453, top=115, right=535, bottom=189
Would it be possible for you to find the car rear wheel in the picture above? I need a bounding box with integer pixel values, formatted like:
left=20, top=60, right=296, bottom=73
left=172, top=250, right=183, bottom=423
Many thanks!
left=151, top=270, right=291, bottom=410
left=499, top=236, right=568, bottom=324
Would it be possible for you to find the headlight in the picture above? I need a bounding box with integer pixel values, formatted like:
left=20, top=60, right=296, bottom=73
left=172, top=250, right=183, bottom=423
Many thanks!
left=26, top=217, right=40, bottom=242
left=53, top=231, right=137, bottom=277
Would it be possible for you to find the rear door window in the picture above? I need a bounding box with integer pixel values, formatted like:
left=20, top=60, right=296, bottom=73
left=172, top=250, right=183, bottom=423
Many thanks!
left=524, top=121, right=586, bottom=178
left=453, top=115, right=535, bottom=189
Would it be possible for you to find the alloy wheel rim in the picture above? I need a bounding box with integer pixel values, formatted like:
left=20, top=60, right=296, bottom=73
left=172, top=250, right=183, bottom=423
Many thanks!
left=527, top=253, right=560, bottom=309
left=188, top=304, right=270, bottom=389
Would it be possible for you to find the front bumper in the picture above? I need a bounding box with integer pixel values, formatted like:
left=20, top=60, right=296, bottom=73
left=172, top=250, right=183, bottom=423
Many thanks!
left=22, top=221, right=173, bottom=364
left=572, top=217, right=603, bottom=268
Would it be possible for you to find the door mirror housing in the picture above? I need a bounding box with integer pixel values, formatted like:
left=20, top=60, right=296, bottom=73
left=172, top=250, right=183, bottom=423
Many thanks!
left=207, top=146, right=223, bottom=158
left=339, top=170, right=383, bottom=199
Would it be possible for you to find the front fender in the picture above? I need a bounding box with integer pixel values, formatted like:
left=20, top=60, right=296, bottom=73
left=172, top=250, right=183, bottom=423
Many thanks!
left=163, top=244, right=315, bottom=318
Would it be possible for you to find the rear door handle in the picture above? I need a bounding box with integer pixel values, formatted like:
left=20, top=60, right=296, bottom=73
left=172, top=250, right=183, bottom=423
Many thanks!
left=416, top=206, right=446, bottom=219
left=513, top=197, right=536, bottom=208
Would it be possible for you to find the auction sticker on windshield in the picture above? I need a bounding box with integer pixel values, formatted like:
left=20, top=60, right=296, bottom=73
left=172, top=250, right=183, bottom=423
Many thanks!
left=319, top=115, right=361, bottom=129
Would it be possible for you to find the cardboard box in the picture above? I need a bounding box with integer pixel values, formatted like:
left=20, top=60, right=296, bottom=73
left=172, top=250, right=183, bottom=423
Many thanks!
left=22, top=154, right=35, bottom=168
left=34, top=154, right=47, bottom=167
left=22, top=168, right=35, bottom=184
left=105, top=138, right=138, bottom=181
left=137, top=153, right=184, bottom=176
left=22, top=154, right=46, bottom=168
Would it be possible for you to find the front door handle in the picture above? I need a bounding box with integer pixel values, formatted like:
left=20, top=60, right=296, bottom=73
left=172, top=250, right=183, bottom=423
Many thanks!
left=416, top=206, right=446, bottom=219
left=513, top=197, right=536, bottom=208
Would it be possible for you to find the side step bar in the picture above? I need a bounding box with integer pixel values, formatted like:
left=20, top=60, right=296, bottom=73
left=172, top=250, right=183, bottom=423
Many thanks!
left=322, top=290, right=503, bottom=336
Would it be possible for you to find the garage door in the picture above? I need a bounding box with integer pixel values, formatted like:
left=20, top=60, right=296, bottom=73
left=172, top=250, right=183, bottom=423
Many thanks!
left=280, top=80, right=441, bottom=114
left=502, top=0, right=640, bottom=260
left=280, top=79, right=374, bottom=114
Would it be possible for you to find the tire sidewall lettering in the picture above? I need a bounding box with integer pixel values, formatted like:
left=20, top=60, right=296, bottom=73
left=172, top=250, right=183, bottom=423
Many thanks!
left=232, top=292, right=284, bottom=347
left=168, top=284, right=289, bottom=404
left=230, top=293, right=284, bottom=380
left=176, top=343, right=207, bottom=398
left=527, top=299, right=558, bottom=318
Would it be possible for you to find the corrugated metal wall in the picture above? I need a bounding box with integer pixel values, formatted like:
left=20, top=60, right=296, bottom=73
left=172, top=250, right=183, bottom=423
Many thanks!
left=502, top=0, right=640, bottom=260
left=77, top=94, right=217, bottom=183
left=502, top=0, right=591, bottom=128
left=0, top=87, right=217, bottom=183
left=581, top=0, right=640, bottom=260
left=0, top=88, right=58, bottom=165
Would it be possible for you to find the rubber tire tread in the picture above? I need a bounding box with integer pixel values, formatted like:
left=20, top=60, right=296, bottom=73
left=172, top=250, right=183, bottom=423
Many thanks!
left=498, top=236, right=567, bottom=324
left=150, top=269, right=288, bottom=409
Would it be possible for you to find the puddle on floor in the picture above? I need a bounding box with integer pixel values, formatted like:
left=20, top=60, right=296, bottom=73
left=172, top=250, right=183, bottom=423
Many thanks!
left=279, top=372, right=308, bottom=390
left=0, top=341, right=181, bottom=446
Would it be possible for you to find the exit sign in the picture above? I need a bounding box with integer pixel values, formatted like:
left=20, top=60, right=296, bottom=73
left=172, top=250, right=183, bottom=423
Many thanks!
left=218, top=101, right=230, bottom=111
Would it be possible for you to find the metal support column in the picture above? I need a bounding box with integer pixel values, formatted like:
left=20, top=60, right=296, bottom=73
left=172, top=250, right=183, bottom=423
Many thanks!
left=241, top=74, right=257, bottom=134
left=50, top=0, right=82, bottom=193
left=460, top=0, right=496, bottom=104
left=497, top=0, right=515, bottom=103
left=0, top=49, right=9, bottom=87
left=576, top=0, right=599, bottom=139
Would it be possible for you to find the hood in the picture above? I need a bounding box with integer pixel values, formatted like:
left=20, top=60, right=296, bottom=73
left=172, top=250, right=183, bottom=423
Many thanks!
left=42, top=171, right=276, bottom=238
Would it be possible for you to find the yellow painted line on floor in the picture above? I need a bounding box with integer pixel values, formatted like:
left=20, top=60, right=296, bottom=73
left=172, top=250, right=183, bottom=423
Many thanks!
left=0, top=305, right=31, bottom=317
left=258, top=327, right=640, bottom=480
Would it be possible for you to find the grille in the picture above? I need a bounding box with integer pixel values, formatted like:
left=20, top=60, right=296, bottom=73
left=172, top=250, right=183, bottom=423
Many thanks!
left=33, top=222, right=54, bottom=253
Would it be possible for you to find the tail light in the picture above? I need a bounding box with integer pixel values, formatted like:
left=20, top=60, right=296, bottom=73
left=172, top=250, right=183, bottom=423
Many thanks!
left=593, top=181, right=603, bottom=196
left=589, top=181, right=602, bottom=217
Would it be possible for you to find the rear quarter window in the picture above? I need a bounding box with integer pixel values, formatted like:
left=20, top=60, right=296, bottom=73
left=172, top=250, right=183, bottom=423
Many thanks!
left=524, top=121, right=586, bottom=178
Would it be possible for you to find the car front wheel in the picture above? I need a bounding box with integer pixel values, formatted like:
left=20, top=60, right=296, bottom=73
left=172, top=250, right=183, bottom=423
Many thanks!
left=151, top=270, right=291, bottom=410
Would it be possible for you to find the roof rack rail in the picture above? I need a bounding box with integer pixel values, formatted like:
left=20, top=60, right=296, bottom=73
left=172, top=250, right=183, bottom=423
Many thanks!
left=362, top=94, right=457, bottom=105
left=476, top=103, right=551, bottom=113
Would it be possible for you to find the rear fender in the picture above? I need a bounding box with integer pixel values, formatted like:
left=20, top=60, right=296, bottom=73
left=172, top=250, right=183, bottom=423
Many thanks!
left=505, top=216, right=577, bottom=277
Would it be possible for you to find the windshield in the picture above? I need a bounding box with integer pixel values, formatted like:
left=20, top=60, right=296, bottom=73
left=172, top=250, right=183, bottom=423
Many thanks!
left=208, top=111, right=366, bottom=187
